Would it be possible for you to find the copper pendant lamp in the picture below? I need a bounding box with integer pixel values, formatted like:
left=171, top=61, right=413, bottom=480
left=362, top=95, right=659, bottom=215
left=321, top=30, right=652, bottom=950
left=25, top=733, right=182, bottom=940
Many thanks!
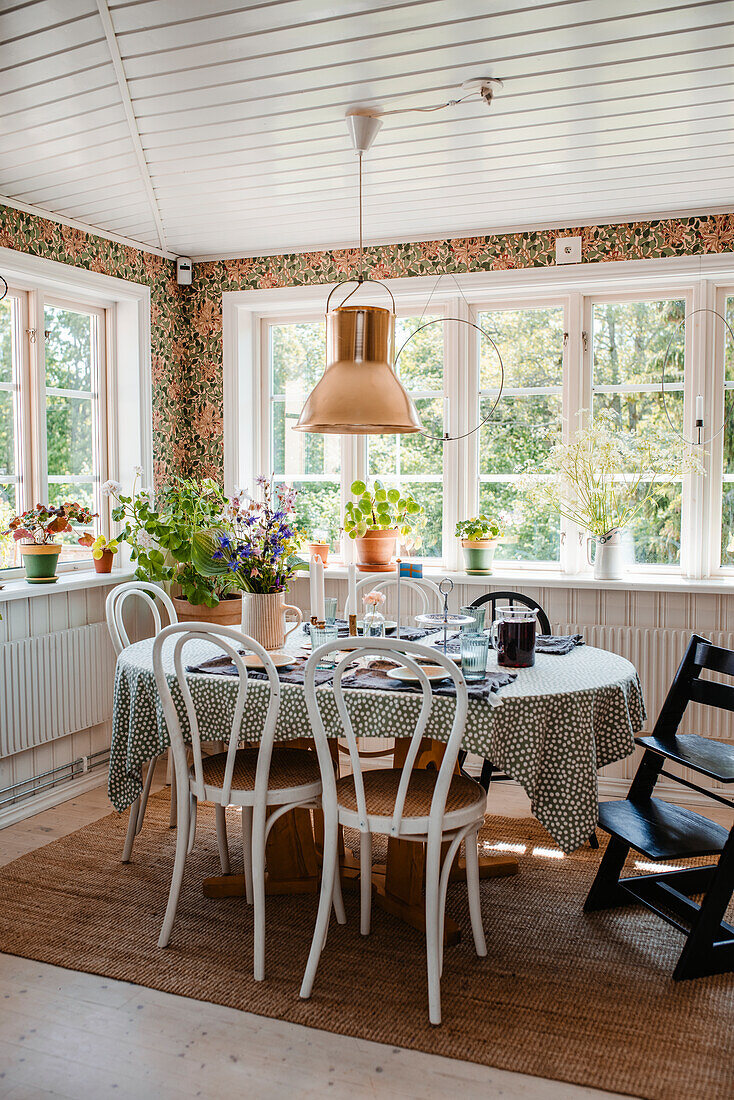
left=295, top=112, right=422, bottom=436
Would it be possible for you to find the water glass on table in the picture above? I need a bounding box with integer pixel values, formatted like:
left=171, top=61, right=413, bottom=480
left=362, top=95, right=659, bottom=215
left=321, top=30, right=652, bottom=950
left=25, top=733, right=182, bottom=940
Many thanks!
left=461, top=632, right=490, bottom=682
left=324, top=596, right=338, bottom=624
left=311, top=623, right=340, bottom=668
left=459, top=605, right=486, bottom=633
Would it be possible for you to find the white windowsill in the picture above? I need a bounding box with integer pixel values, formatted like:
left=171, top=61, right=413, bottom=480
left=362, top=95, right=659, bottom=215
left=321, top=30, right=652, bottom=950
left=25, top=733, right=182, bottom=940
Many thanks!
left=0, top=569, right=134, bottom=604
left=298, top=564, right=734, bottom=596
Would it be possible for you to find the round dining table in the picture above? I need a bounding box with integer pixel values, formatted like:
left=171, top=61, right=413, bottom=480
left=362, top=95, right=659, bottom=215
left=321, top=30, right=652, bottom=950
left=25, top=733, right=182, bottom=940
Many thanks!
left=110, top=632, right=645, bottom=943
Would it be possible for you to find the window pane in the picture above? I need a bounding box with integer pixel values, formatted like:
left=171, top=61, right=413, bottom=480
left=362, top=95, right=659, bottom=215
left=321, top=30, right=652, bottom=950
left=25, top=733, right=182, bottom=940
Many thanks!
left=44, top=305, right=93, bottom=390
left=396, top=479, right=443, bottom=559
left=47, top=480, right=95, bottom=563
left=395, top=315, right=443, bottom=390
left=479, top=394, right=562, bottom=476
left=626, top=480, right=682, bottom=565
left=271, top=321, right=326, bottom=394
left=479, top=306, right=564, bottom=389
left=593, top=389, right=684, bottom=436
left=480, top=481, right=560, bottom=562
left=0, top=297, right=14, bottom=385
left=272, top=400, right=339, bottom=478
left=592, top=299, right=685, bottom=386
left=0, top=482, right=19, bottom=568
left=288, top=480, right=341, bottom=550
left=46, top=394, right=94, bottom=477
left=0, top=389, right=15, bottom=476
left=722, top=295, right=734, bottom=563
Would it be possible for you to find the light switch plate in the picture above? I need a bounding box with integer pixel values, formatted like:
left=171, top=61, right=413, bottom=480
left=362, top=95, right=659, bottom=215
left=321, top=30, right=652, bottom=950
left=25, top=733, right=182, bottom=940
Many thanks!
left=555, top=236, right=582, bottom=264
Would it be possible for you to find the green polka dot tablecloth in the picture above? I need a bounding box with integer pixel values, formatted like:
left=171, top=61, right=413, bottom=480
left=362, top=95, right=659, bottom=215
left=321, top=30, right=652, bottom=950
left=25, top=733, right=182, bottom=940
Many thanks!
left=109, top=636, right=645, bottom=853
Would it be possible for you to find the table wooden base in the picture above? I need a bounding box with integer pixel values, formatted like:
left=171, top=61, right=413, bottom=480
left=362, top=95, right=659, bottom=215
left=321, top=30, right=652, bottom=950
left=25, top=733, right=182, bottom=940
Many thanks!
left=202, top=737, right=520, bottom=944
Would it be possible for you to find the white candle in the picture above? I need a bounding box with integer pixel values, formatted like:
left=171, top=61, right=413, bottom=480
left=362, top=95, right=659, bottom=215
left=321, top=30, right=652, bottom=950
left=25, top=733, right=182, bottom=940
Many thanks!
left=314, top=554, right=325, bottom=622
left=695, top=394, right=704, bottom=422
left=309, top=554, right=318, bottom=618
left=348, top=562, right=357, bottom=618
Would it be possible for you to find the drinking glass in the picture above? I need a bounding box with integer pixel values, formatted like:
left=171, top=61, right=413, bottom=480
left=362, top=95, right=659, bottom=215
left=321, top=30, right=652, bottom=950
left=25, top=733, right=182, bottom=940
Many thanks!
left=310, top=623, right=340, bottom=667
left=324, top=596, right=338, bottom=624
left=460, top=605, right=486, bottom=633
left=461, top=632, right=490, bottom=682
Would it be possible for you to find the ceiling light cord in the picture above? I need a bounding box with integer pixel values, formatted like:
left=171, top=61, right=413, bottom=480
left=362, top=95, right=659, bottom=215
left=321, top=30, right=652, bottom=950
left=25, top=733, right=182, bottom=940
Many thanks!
left=358, top=150, right=364, bottom=281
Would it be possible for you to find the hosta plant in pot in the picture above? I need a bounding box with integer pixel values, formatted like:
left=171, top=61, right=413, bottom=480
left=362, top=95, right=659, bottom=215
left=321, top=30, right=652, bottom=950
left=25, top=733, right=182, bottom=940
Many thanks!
left=455, top=515, right=504, bottom=575
left=343, top=480, right=427, bottom=572
left=107, top=473, right=241, bottom=623
left=192, top=478, right=308, bottom=650
left=2, top=502, right=97, bottom=583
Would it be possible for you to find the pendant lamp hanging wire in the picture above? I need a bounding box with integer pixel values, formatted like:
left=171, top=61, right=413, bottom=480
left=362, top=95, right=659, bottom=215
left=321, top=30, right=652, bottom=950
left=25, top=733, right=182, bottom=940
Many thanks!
left=660, top=306, right=734, bottom=447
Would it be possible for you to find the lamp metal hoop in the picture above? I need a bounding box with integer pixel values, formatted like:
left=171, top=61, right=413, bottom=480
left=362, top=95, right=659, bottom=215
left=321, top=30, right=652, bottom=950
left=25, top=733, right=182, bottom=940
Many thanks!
left=325, top=276, right=396, bottom=315
left=0, top=275, right=7, bottom=303
left=394, top=315, right=505, bottom=442
left=660, top=306, right=734, bottom=447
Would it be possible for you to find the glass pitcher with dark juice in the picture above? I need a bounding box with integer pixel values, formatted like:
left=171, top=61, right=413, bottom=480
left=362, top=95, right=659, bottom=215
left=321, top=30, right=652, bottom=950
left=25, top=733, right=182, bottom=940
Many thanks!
left=490, top=606, right=537, bottom=668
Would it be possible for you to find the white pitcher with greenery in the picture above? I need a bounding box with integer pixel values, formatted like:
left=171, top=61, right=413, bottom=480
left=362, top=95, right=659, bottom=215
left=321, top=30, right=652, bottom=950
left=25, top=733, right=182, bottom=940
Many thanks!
left=522, top=411, right=701, bottom=580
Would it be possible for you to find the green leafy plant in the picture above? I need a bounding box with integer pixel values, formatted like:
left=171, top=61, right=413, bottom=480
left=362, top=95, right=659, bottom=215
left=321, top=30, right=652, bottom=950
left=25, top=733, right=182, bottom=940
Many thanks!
left=455, top=515, right=504, bottom=541
left=343, top=479, right=427, bottom=552
left=2, top=502, right=96, bottom=545
left=91, top=534, right=119, bottom=559
left=107, top=473, right=234, bottom=607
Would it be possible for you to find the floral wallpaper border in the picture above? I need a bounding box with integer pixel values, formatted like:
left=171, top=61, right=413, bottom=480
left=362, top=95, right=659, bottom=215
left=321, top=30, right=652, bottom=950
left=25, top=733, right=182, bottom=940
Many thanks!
left=185, top=213, right=734, bottom=480
left=2, top=202, right=733, bottom=486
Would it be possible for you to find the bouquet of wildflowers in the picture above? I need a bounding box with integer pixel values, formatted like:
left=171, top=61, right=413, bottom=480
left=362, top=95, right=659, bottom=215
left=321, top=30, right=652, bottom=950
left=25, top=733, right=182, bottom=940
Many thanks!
left=520, top=410, right=702, bottom=537
left=193, top=476, right=307, bottom=594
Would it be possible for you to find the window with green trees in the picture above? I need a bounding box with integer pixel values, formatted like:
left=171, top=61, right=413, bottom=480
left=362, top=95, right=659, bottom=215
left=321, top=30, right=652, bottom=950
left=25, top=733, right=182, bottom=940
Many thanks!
left=0, top=295, right=20, bottom=568
left=592, top=298, right=685, bottom=566
left=722, top=295, right=734, bottom=565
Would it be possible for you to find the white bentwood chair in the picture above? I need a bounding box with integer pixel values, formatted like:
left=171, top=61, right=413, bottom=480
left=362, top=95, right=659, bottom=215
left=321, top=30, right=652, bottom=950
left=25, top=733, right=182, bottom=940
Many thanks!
left=300, top=636, right=487, bottom=1025
left=344, top=575, right=443, bottom=628
left=106, top=581, right=181, bottom=862
left=153, top=623, right=329, bottom=979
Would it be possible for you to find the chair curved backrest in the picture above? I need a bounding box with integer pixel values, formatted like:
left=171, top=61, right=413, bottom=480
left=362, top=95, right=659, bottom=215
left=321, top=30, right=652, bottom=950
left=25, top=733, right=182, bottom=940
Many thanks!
left=106, top=581, right=178, bottom=655
left=344, top=575, right=443, bottom=624
left=304, top=637, right=468, bottom=847
left=470, top=589, right=551, bottom=635
left=152, top=623, right=281, bottom=809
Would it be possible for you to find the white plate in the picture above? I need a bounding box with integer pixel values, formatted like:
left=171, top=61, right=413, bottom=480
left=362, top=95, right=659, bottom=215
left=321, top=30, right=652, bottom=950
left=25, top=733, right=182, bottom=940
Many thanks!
left=386, top=665, right=451, bottom=684
left=244, top=651, right=294, bottom=669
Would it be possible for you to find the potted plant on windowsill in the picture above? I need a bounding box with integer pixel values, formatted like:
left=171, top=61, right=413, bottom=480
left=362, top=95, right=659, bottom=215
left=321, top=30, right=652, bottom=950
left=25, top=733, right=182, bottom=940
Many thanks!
left=2, top=502, right=97, bottom=584
left=455, top=515, right=504, bottom=575
left=106, top=472, right=242, bottom=623
left=91, top=534, right=120, bottom=573
left=343, top=480, right=427, bottom=571
left=192, top=478, right=308, bottom=649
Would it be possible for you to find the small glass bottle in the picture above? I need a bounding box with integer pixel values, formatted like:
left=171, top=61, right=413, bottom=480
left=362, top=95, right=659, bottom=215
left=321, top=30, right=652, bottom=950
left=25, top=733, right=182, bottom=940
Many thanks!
left=362, top=592, right=386, bottom=637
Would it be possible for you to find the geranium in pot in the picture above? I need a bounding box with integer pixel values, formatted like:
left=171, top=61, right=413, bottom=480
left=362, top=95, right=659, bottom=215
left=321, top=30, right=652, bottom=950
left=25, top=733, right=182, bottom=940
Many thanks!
left=107, top=473, right=241, bottom=623
left=192, top=478, right=308, bottom=650
left=455, top=515, right=503, bottom=575
left=343, top=479, right=427, bottom=572
left=2, top=502, right=97, bottom=583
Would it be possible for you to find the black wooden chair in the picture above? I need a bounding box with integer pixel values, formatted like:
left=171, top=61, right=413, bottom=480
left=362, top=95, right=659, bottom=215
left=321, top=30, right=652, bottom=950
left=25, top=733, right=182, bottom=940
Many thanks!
left=584, top=633, right=734, bottom=980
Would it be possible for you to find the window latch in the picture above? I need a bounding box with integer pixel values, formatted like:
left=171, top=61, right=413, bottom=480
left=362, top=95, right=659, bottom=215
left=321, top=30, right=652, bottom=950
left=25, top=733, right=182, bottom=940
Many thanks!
left=26, top=328, right=37, bottom=344
left=582, top=331, right=588, bottom=352
left=563, top=332, right=569, bottom=348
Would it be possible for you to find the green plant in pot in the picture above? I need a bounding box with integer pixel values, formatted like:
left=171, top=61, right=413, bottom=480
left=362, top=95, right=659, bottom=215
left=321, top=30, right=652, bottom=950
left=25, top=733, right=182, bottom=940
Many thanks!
left=2, top=502, right=97, bottom=583
left=344, top=479, right=427, bottom=572
left=107, top=473, right=240, bottom=622
left=455, top=515, right=503, bottom=575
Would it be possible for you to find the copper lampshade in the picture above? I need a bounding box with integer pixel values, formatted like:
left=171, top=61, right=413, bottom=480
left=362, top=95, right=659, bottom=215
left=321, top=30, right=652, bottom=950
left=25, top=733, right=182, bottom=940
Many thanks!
left=294, top=304, right=422, bottom=435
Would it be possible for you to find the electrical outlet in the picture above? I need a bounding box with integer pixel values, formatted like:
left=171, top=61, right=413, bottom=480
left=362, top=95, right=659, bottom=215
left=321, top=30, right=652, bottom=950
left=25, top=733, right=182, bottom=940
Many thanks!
left=555, top=236, right=582, bottom=264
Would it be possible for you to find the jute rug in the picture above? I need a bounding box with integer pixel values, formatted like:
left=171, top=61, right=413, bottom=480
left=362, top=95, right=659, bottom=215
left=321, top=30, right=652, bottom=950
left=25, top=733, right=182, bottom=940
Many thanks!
left=0, top=792, right=731, bottom=1099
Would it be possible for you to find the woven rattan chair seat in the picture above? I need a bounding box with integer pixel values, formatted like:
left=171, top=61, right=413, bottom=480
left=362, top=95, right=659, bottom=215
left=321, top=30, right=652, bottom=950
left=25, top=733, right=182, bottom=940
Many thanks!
left=199, top=746, right=320, bottom=791
left=335, top=768, right=484, bottom=819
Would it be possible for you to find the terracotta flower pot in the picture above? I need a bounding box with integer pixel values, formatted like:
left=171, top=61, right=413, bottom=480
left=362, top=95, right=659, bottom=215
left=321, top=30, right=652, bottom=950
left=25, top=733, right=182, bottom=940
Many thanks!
left=461, top=537, right=498, bottom=576
left=21, top=543, right=62, bottom=584
left=308, top=541, right=330, bottom=566
left=240, top=591, right=303, bottom=650
left=172, top=593, right=243, bottom=626
left=355, top=528, right=398, bottom=572
left=93, top=549, right=115, bottom=574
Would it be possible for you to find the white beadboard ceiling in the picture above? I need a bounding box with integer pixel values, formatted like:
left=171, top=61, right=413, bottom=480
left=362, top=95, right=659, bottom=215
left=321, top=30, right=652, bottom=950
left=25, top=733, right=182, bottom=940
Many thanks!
left=1, top=0, right=733, bottom=259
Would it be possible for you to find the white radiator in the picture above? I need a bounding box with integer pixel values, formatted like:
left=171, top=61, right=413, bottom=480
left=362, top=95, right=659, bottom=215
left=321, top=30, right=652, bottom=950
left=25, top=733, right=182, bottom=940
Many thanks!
left=0, top=622, right=116, bottom=756
left=556, top=624, right=734, bottom=744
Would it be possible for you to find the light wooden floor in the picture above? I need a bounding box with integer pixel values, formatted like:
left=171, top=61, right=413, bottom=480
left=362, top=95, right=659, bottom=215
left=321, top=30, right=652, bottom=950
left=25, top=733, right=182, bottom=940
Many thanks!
left=0, top=773, right=660, bottom=1100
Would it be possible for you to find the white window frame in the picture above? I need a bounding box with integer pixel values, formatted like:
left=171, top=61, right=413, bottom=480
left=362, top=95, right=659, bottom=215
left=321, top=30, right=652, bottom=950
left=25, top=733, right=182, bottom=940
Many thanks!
left=223, top=253, right=734, bottom=581
left=0, top=247, right=152, bottom=580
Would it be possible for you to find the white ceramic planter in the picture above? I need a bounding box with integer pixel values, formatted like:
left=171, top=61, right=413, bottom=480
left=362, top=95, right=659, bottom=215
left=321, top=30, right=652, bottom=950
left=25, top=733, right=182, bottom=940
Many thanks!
left=587, top=528, right=625, bottom=581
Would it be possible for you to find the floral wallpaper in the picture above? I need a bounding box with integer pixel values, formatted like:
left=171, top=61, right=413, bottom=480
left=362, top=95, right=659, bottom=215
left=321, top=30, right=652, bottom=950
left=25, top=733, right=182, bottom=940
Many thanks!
left=0, top=203, right=187, bottom=488
left=2, top=202, right=734, bottom=488
left=185, top=213, right=734, bottom=480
